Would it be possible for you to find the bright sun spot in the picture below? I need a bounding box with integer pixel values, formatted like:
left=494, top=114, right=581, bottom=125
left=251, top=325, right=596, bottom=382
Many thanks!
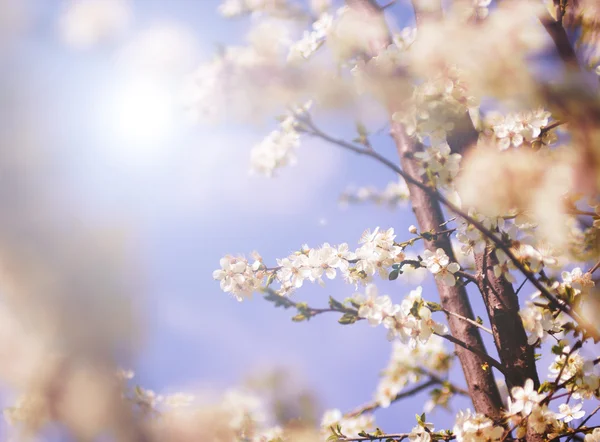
left=113, top=76, right=175, bottom=149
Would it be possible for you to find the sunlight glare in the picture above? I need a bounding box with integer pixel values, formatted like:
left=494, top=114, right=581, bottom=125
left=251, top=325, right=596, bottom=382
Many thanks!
left=113, top=76, right=175, bottom=149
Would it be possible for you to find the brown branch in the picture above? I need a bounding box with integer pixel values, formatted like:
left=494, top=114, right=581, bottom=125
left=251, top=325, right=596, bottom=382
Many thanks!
left=435, top=332, right=506, bottom=375
left=474, top=246, right=541, bottom=390
left=299, top=115, right=594, bottom=338
left=344, top=379, right=437, bottom=418
left=392, top=122, right=506, bottom=419
left=587, top=259, right=600, bottom=275
left=540, top=11, right=578, bottom=67
left=440, top=307, right=493, bottom=335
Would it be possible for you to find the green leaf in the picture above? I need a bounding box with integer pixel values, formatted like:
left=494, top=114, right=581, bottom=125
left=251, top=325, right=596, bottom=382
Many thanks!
left=356, top=121, right=368, bottom=137
left=329, top=296, right=344, bottom=310
left=421, top=231, right=434, bottom=240
left=338, top=313, right=357, bottom=325
left=476, top=316, right=484, bottom=325
left=389, top=270, right=399, bottom=281
left=426, top=301, right=442, bottom=312
left=292, top=314, right=307, bottom=322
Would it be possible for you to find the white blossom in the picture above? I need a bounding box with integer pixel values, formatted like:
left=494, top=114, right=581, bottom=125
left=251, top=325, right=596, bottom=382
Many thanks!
left=556, top=402, right=585, bottom=423
left=507, top=379, right=545, bottom=416
left=421, top=248, right=460, bottom=286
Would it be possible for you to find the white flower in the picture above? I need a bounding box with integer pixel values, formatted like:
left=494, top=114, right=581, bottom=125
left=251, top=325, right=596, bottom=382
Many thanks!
left=408, top=424, right=431, bottom=442
left=353, top=284, right=396, bottom=326
left=556, top=402, right=585, bottom=423
left=454, top=409, right=504, bottom=442
left=508, top=379, right=545, bottom=416
left=222, top=389, right=267, bottom=432
left=519, top=300, right=563, bottom=344
left=421, top=248, right=460, bottom=286
left=320, top=409, right=375, bottom=438
left=276, top=254, right=311, bottom=289
left=288, top=13, right=333, bottom=61
left=493, top=248, right=516, bottom=283
left=528, top=404, right=557, bottom=434
left=213, top=255, right=265, bottom=301
left=585, top=428, right=600, bottom=442
left=561, top=267, right=594, bottom=294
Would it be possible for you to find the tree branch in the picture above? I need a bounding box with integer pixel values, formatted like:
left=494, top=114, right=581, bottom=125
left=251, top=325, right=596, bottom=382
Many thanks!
left=440, top=307, right=493, bottom=335
left=300, top=116, right=596, bottom=339
left=344, top=379, right=437, bottom=418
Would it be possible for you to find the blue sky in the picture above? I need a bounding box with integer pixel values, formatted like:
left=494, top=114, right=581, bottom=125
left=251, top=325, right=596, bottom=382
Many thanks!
left=5, top=0, right=597, bottom=436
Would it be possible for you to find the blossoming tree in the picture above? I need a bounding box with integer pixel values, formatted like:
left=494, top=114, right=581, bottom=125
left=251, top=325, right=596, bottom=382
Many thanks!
left=209, top=0, right=600, bottom=441
left=2, top=0, right=600, bottom=441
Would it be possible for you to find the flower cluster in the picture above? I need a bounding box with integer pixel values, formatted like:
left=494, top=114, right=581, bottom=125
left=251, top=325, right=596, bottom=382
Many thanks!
left=519, top=297, right=565, bottom=345
left=555, top=267, right=595, bottom=298
left=287, top=13, right=333, bottom=61
left=320, top=408, right=375, bottom=439
left=502, top=380, right=554, bottom=436
left=421, top=248, right=461, bottom=286
left=393, top=72, right=476, bottom=147
left=250, top=103, right=312, bottom=177
left=375, top=336, right=452, bottom=409
left=483, top=108, right=554, bottom=150
left=549, top=347, right=600, bottom=399
left=213, top=254, right=266, bottom=301
left=339, top=179, right=410, bottom=209
left=353, top=285, right=448, bottom=349
left=453, top=409, right=504, bottom=442
left=214, top=226, right=419, bottom=301
left=413, top=142, right=462, bottom=190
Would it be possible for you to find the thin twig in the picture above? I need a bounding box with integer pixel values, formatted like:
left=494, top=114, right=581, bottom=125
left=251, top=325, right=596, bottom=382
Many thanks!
left=435, top=332, right=506, bottom=374
left=565, top=405, right=600, bottom=442
left=587, top=259, right=600, bottom=275
left=345, top=379, right=437, bottom=418
left=441, top=307, right=493, bottom=335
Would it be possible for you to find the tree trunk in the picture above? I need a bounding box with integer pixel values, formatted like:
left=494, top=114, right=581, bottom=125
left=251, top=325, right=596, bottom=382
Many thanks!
left=391, top=123, right=504, bottom=420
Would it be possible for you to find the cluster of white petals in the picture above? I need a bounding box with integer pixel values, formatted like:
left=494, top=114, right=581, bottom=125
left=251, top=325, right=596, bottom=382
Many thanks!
left=453, top=409, right=504, bottom=442
left=320, top=408, right=375, bottom=439
left=213, top=254, right=265, bottom=301
left=287, top=13, right=333, bottom=61
left=221, top=389, right=268, bottom=435
left=250, top=102, right=312, bottom=177
left=214, top=226, right=420, bottom=301
left=339, top=179, right=410, bottom=209
left=413, top=142, right=462, bottom=189
left=354, top=285, right=448, bottom=348
left=549, top=348, right=600, bottom=399
left=483, top=108, right=554, bottom=150
left=507, top=379, right=546, bottom=417
left=394, top=73, right=476, bottom=147
left=585, top=428, right=600, bottom=442
left=375, top=336, right=451, bottom=409
left=519, top=297, right=565, bottom=344
left=503, top=379, right=559, bottom=436
left=421, top=248, right=461, bottom=286
left=556, top=267, right=595, bottom=297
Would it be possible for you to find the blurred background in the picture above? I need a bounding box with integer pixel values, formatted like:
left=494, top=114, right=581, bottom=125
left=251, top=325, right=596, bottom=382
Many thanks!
left=0, top=0, right=595, bottom=440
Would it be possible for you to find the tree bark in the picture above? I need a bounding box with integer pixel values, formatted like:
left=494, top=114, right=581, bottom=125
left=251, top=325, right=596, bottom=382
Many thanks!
left=447, top=116, right=541, bottom=391
left=347, top=0, right=505, bottom=421
left=448, top=116, right=543, bottom=442
left=391, top=124, right=504, bottom=420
